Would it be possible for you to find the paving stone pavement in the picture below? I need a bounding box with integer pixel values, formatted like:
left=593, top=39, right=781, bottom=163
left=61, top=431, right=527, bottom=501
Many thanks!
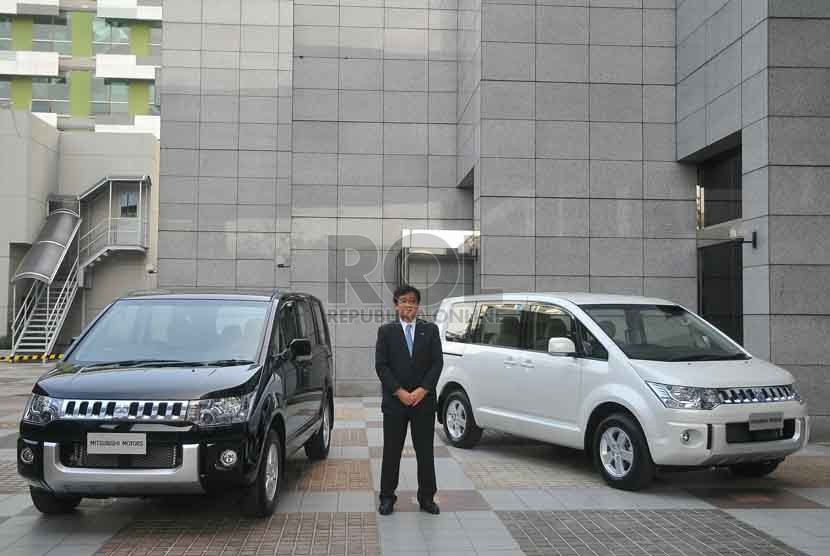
left=0, top=362, right=828, bottom=555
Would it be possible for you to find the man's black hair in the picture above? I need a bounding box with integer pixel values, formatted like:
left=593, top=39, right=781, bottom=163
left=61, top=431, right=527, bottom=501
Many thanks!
left=393, top=284, right=421, bottom=305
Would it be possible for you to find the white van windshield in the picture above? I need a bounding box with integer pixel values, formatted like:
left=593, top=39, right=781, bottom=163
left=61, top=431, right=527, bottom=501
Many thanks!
left=581, top=304, right=748, bottom=362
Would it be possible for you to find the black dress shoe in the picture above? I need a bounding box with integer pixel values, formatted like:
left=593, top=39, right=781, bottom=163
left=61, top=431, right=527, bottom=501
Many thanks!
left=378, top=499, right=395, bottom=515
left=419, top=500, right=440, bottom=515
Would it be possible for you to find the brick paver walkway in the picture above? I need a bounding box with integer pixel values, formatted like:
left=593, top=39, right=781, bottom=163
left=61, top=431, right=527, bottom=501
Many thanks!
left=0, top=362, right=827, bottom=555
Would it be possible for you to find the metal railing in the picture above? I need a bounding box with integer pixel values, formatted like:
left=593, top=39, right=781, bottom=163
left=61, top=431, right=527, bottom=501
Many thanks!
left=42, top=254, right=80, bottom=355
left=79, top=216, right=148, bottom=267
left=11, top=280, right=45, bottom=354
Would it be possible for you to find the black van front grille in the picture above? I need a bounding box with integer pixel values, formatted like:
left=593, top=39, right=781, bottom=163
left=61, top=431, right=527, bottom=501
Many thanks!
left=60, top=442, right=179, bottom=469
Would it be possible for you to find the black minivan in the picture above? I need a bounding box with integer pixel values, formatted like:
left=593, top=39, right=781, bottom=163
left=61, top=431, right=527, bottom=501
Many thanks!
left=17, top=289, right=334, bottom=517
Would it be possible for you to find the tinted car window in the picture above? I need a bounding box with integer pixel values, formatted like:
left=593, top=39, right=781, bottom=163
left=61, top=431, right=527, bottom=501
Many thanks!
left=279, top=300, right=300, bottom=351
left=578, top=322, right=608, bottom=360
left=297, top=300, right=317, bottom=346
left=522, top=304, right=574, bottom=351
left=313, top=299, right=330, bottom=346
left=70, top=299, right=269, bottom=364
left=472, top=303, right=522, bottom=348
left=444, top=302, right=475, bottom=343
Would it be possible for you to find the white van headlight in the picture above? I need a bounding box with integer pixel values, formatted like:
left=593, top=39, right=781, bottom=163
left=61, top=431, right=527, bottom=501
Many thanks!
left=647, top=382, right=720, bottom=410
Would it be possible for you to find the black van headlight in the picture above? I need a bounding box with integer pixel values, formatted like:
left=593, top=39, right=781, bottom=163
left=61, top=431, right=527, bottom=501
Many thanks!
left=22, top=394, right=62, bottom=425
left=187, top=392, right=255, bottom=426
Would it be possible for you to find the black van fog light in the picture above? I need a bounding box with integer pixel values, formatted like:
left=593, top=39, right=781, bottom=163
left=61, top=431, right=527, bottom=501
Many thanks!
left=20, top=447, right=35, bottom=465
left=220, top=449, right=238, bottom=468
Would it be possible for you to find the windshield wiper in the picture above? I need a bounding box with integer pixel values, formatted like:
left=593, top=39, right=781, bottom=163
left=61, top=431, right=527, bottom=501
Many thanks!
left=79, top=359, right=186, bottom=370
left=669, top=353, right=749, bottom=362
left=199, top=359, right=256, bottom=367
left=158, top=359, right=256, bottom=368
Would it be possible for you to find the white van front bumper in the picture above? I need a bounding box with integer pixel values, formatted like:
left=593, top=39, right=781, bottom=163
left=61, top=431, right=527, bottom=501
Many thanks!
left=648, top=403, right=809, bottom=467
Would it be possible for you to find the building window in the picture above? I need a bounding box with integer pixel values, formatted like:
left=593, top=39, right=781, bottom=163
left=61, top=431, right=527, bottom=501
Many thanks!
left=0, top=79, right=9, bottom=105
left=92, top=78, right=129, bottom=114
left=0, top=16, right=11, bottom=51
left=33, top=15, right=71, bottom=55
left=93, top=19, right=130, bottom=54
left=148, top=82, right=159, bottom=115
left=120, top=191, right=138, bottom=217
left=698, top=147, right=741, bottom=228
left=31, top=76, right=69, bottom=114
left=698, top=242, right=743, bottom=344
left=150, top=24, right=162, bottom=58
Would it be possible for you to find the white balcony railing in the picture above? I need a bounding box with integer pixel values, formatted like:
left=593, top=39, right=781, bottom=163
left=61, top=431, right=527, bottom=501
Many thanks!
left=79, top=216, right=148, bottom=267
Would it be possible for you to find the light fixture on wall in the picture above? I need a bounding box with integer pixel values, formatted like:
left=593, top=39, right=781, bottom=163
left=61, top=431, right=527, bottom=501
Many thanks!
left=729, top=228, right=757, bottom=249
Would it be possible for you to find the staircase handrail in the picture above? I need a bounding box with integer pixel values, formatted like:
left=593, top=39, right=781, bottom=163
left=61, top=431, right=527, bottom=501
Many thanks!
left=79, top=218, right=111, bottom=264
left=11, top=281, right=44, bottom=355
left=43, top=254, right=79, bottom=348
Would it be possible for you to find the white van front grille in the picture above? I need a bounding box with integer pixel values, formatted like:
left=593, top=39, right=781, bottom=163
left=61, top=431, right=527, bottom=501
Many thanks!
left=717, top=385, right=797, bottom=404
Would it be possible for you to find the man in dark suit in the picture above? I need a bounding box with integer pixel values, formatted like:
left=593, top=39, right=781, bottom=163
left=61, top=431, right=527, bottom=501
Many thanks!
left=375, top=284, right=443, bottom=515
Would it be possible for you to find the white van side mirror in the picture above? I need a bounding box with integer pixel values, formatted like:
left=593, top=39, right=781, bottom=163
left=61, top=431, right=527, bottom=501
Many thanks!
left=548, top=337, right=576, bottom=356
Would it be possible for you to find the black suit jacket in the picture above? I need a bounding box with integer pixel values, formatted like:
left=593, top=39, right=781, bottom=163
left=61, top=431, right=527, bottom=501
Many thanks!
left=375, top=319, right=444, bottom=414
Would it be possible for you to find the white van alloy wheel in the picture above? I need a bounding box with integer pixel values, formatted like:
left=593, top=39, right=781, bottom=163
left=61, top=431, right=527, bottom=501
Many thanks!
left=446, top=399, right=467, bottom=439
left=265, top=443, right=279, bottom=501
left=599, top=427, right=634, bottom=479
left=322, top=403, right=330, bottom=448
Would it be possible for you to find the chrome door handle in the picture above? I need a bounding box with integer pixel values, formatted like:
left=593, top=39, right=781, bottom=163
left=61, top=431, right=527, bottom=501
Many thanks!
left=504, top=357, right=517, bottom=367
left=519, top=359, right=534, bottom=368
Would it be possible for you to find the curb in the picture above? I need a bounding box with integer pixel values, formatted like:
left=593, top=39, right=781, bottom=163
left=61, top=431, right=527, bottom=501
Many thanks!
left=0, top=354, right=63, bottom=363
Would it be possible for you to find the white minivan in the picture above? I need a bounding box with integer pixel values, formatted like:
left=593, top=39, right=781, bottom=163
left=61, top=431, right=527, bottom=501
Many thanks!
left=434, top=293, right=810, bottom=490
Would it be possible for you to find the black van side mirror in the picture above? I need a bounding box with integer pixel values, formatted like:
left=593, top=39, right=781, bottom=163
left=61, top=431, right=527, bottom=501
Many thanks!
left=289, top=338, right=312, bottom=362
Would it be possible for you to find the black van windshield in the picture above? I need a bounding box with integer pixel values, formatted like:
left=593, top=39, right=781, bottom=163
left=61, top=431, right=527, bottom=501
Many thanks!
left=580, top=304, right=748, bottom=362
left=69, top=299, right=269, bottom=366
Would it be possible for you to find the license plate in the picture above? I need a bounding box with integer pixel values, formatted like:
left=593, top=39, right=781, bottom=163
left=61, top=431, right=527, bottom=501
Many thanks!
left=748, top=412, right=784, bottom=432
left=86, top=433, right=147, bottom=455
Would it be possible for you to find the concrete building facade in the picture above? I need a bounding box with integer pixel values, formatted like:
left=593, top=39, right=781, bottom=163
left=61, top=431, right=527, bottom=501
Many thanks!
left=154, top=0, right=829, bottom=436
left=1, top=108, right=160, bottom=351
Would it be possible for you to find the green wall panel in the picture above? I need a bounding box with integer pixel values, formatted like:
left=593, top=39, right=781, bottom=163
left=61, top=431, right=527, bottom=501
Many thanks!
left=70, top=12, right=93, bottom=57
left=69, top=70, right=91, bottom=117
left=129, top=81, right=149, bottom=116
left=130, top=22, right=150, bottom=57
left=11, top=16, right=33, bottom=50
left=10, top=78, right=32, bottom=110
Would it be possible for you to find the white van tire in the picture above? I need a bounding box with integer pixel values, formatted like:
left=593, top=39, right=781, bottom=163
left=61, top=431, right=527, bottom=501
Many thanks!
left=441, top=390, right=483, bottom=449
left=730, top=460, right=782, bottom=478
left=593, top=413, right=654, bottom=491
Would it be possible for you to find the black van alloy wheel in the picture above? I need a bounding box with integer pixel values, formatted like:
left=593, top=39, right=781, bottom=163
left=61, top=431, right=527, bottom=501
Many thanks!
left=593, top=413, right=654, bottom=491
left=243, top=429, right=283, bottom=517
left=29, top=486, right=81, bottom=515
left=305, top=395, right=332, bottom=461
left=442, top=389, right=483, bottom=449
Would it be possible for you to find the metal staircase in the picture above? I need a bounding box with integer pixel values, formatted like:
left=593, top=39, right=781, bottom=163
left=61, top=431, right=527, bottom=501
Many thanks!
left=11, top=256, right=80, bottom=355
left=9, top=177, right=151, bottom=358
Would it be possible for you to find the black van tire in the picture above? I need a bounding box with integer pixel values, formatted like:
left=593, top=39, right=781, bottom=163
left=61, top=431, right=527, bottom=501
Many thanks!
left=592, top=413, right=655, bottom=491
left=29, top=487, right=81, bottom=515
left=243, top=429, right=283, bottom=517
left=441, top=389, right=483, bottom=449
left=305, top=395, right=332, bottom=461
